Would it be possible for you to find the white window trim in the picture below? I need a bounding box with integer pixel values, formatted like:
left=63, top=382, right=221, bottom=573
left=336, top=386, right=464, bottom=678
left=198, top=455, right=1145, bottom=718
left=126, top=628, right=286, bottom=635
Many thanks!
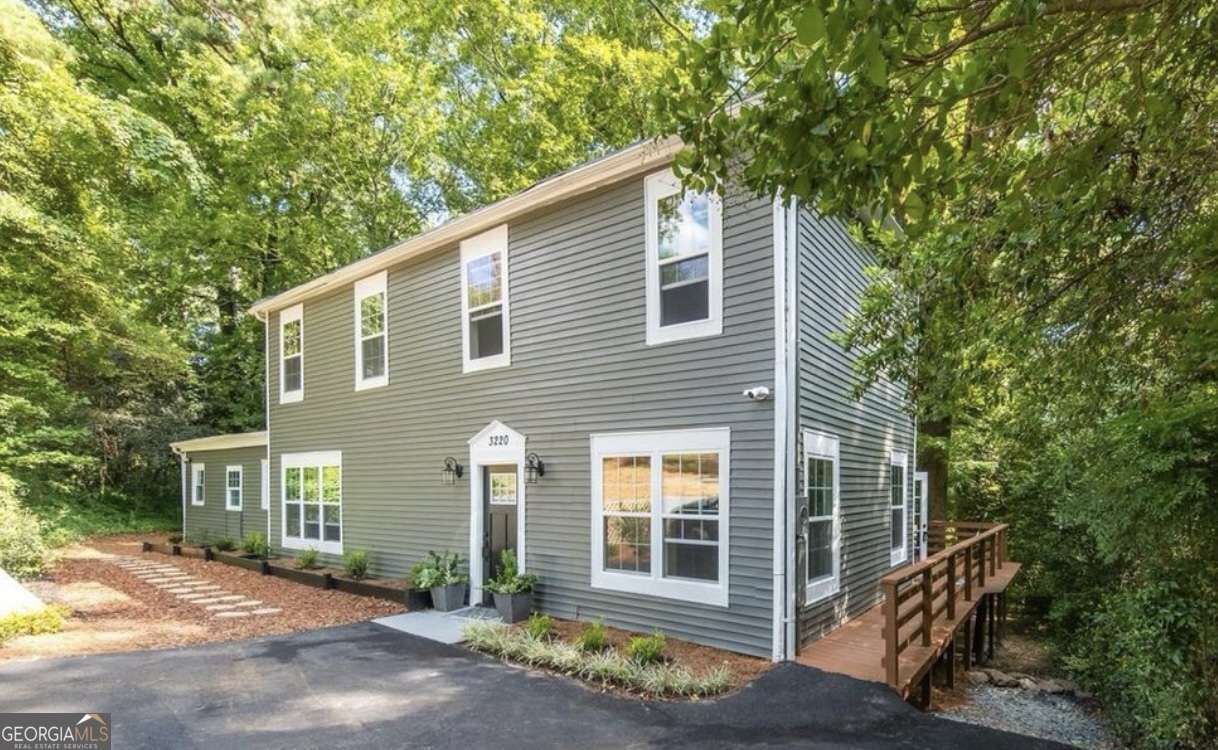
left=804, top=431, right=841, bottom=605
left=191, top=463, right=205, bottom=506
left=260, top=458, right=270, bottom=511
left=460, top=225, right=511, bottom=374
left=353, top=272, right=389, bottom=391
left=280, top=450, right=343, bottom=556
left=225, top=465, right=243, bottom=511
left=890, top=450, right=909, bottom=567
left=590, top=427, right=730, bottom=607
left=279, top=303, right=304, bottom=404
left=643, top=169, right=724, bottom=346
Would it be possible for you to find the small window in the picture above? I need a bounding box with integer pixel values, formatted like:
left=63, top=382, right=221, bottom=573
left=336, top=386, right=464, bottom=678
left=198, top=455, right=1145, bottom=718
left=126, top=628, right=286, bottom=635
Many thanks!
left=460, top=225, right=511, bottom=373
left=804, top=432, right=840, bottom=603
left=354, top=272, right=388, bottom=390
left=260, top=459, right=270, bottom=511
left=890, top=451, right=908, bottom=566
left=282, top=452, right=342, bottom=555
left=591, top=428, right=730, bottom=606
left=644, top=169, right=723, bottom=346
left=225, top=465, right=243, bottom=511
left=191, top=464, right=205, bottom=506
left=279, top=303, right=304, bottom=403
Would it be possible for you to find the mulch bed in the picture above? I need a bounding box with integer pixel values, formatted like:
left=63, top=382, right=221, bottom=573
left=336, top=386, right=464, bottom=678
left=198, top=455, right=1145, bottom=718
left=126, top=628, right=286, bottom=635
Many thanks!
left=1, top=533, right=402, bottom=662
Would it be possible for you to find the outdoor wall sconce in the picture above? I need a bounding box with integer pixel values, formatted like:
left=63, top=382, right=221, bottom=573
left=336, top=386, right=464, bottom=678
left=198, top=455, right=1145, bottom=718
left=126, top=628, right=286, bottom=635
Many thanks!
left=525, top=453, right=545, bottom=484
left=441, top=457, right=463, bottom=485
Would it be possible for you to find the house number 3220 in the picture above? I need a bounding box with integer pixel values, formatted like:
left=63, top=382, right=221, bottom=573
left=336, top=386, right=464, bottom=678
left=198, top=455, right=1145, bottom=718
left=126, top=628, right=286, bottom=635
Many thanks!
left=488, top=434, right=510, bottom=446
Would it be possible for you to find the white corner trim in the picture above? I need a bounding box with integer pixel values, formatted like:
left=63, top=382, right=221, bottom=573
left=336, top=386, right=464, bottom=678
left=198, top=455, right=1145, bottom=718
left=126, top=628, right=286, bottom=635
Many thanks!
left=279, top=303, right=304, bottom=404
left=225, top=464, right=243, bottom=511
left=353, top=271, right=389, bottom=391
left=803, top=430, right=842, bottom=606
left=644, top=169, right=724, bottom=346
left=770, top=196, right=788, bottom=661
left=260, top=458, right=270, bottom=511
left=468, top=420, right=528, bottom=603
left=460, top=225, right=512, bottom=374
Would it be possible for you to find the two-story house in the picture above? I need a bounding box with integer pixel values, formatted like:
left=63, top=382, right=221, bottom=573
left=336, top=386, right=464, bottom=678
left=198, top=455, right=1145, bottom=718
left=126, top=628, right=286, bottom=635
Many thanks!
left=170, top=135, right=917, bottom=661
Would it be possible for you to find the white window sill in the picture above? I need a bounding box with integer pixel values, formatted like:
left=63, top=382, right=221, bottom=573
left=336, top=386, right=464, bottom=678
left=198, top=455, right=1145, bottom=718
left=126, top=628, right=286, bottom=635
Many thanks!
left=591, top=569, right=728, bottom=608
left=805, top=579, right=840, bottom=606
left=463, top=353, right=511, bottom=374
left=191, top=501, right=204, bottom=507
left=281, top=536, right=342, bottom=556
left=890, top=549, right=908, bottom=568
left=354, top=375, right=388, bottom=391
left=226, top=506, right=242, bottom=512
left=645, top=317, right=722, bottom=346
left=279, top=390, right=303, bottom=404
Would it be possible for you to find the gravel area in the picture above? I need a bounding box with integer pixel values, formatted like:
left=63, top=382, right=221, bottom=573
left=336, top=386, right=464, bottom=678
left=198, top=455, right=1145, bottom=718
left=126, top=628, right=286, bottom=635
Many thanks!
left=938, top=684, right=1118, bottom=749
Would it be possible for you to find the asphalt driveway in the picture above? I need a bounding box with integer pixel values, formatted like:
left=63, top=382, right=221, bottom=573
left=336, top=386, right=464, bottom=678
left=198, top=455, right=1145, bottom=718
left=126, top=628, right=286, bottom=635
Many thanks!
left=0, top=621, right=1070, bottom=749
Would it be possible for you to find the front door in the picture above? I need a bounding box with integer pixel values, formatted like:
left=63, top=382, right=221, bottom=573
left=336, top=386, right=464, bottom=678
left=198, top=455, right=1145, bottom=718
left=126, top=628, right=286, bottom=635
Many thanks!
left=913, top=471, right=930, bottom=559
left=482, top=464, right=519, bottom=601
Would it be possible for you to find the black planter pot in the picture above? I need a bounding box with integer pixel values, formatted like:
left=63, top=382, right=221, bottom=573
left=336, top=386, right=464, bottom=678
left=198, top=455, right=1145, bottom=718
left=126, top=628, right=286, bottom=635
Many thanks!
left=491, top=591, right=532, bottom=623
left=430, top=583, right=468, bottom=612
left=406, top=587, right=432, bottom=611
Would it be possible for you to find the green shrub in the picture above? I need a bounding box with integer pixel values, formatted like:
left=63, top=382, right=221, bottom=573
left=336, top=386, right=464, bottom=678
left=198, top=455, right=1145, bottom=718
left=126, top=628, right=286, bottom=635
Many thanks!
left=484, top=550, right=538, bottom=594
left=213, top=537, right=237, bottom=552
left=626, top=631, right=666, bottom=665
left=241, top=532, right=269, bottom=559
left=575, top=619, right=609, bottom=653
left=343, top=550, right=369, bottom=579
left=0, top=475, right=51, bottom=579
left=410, top=551, right=467, bottom=588
left=294, top=548, right=319, bottom=570
left=526, top=612, right=555, bottom=641
left=0, top=605, right=70, bottom=644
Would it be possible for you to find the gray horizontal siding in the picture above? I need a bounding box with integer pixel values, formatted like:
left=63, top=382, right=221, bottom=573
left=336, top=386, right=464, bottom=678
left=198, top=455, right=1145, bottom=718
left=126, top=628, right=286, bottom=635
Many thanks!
left=182, top=445, right=268, bottom=545
left=267, top=174, right=777, bottom=656
left=792, top=206, right=916, bottom=647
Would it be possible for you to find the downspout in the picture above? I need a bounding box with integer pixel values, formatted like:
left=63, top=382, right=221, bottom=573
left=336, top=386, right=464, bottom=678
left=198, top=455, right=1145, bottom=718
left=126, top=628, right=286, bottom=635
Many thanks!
left=171, top=445, right=186, bottom=539
left=257, top=309, right=272, bottom=547
left=770, top=196, right=793, bottom=661
left=783, top=198, right=799, bottom=660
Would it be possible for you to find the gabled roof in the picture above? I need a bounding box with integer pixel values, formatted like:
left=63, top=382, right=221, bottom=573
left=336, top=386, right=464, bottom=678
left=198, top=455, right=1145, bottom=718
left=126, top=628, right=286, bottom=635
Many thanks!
left=246, top=136, right=683, bottom=318
left=169, top=431, right=267, bottom=453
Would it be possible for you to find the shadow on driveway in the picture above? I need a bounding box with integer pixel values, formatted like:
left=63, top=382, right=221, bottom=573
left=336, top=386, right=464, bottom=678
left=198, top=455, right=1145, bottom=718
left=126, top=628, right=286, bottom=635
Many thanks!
left=0, top=621, right=1070, bottom=749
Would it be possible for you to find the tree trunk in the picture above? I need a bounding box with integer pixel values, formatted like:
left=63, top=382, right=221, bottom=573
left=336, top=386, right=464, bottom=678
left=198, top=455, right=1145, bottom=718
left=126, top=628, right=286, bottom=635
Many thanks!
left=918, top=417, right=952, bottom=521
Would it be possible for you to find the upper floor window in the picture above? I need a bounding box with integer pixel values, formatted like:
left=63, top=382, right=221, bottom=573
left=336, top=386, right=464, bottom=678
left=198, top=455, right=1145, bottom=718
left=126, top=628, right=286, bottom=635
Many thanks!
left=890, top=451, right=908, bottom=567
left=460, top=225, right=511, bottom=373
left=644, top=169, right=723, bottom=346
left=225, top=465, right=243, bottom=511
left=354, top=272, right=388, bottom=390
left=805, top=432, right=841, bottom=604
left=191, top=464, right=205, bottom=506
left=591, top=427, right=730, bottom=607
left=279, top=303, right=303, bottom=403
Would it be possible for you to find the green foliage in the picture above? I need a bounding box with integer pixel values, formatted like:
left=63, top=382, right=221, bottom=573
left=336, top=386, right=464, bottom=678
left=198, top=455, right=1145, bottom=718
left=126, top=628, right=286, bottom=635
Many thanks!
left=0, top=604, right=69, bottom=644
left=343, top=550, right=369, bottom=580
left=242, top=532, right=269, bottom=559
left=411, top=551, right=467, bottom=588
left=462, top=621, right=731, bottom=698
left=484, top=550, right=538, bottom=594
left=525, top=612, right=555, bottom=641
left=626, top=631, right=666, bottom=665
left=213, top=537, right=237, bottom=552
left=0, top=474, right=51, bottom=579
left=294, top=548, right=319, bottom=570
left=575, top=619, right=608, bottom=653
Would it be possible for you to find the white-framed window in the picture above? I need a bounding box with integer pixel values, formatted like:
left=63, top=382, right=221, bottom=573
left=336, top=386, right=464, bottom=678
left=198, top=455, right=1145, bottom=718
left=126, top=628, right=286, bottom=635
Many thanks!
left=225, top=465, right=243, bottom=511
left=890, top=450, right=909, bottom=567
left=644, top=168, right=723, bottom=346
left=260, top=458, right=270, bottom=511
left=804, top=432, right=841, bottom=603
left=279, top=303, right=304, bottom=403
left=460, top=225, right=511, bottom=373
left=191, top=463, right=205, bottom=506
left=281, top=451, right=342, bottom=555
left=354, top=272, right=388, bottom=390
left=590, top=427, right=730, bottom=607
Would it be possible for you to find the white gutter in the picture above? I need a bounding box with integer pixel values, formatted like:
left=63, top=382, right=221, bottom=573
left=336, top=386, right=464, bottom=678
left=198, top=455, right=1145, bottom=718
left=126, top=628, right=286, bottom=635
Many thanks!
left=247, top=136, right=684, bottom=318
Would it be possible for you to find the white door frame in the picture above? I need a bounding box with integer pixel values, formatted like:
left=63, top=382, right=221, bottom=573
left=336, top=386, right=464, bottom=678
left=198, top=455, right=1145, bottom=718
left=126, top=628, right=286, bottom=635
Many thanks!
left=914, top=470, right=930, bottom=560
left=468, top=420, right=527, bottom=603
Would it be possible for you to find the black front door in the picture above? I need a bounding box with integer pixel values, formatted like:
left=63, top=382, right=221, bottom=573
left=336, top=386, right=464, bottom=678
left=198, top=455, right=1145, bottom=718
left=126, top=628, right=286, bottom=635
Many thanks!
left=483, top=464, right=519, bottom=601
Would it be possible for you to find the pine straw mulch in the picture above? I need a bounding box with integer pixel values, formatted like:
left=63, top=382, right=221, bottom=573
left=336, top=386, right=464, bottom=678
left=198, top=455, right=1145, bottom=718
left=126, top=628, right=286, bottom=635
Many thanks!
left=1, top=533, right=402, bottom=662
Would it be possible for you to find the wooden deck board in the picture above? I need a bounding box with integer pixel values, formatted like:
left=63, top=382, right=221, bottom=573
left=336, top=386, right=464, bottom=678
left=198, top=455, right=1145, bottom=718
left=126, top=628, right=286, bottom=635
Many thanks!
left=797, top=562, right=1021, bottom=698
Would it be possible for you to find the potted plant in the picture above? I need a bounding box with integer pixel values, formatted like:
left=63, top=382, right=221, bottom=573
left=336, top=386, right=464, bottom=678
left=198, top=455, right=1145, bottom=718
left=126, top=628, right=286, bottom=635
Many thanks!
left=406, top=559, right=434, bottom=610
left=484, top=550, right=537, bottom=623
left=413, top=551, right=468, bottom=612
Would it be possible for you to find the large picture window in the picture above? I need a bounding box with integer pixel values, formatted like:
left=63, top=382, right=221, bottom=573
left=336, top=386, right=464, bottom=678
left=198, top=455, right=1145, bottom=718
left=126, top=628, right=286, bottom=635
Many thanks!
left=460, top=225, right=511, bottom=373
left=354, top=272, right=388, bottom=390
left=225, top=465, right=243, bottom=511
left=279, top=303, right=304, bottom=403
left=644, top=169, right=723, bottom=346
left=591, top=428, right=730, bottom=606
left=890, top=451, right=908, bottom=567
left=282, top=451, right=342, bottom=555
left=804, top=432, right=840, bottom=603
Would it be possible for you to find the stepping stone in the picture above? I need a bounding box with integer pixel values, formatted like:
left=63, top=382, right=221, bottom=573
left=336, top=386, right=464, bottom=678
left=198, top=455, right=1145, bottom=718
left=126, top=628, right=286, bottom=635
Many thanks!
left=192, top=596, right=232, bottom=604
left=210, top=595, right=245, bottom=602
left=206, top=603, right=238, bottom=611
left=231, top=600, right=263, bottom=608
left=250, top=608, right=281, bottom=615
left=188, top=586, right=223, bottom=593
left=177, top=593, right=208, bottom=600
left=214, top=611, right=251, bottom=619
left=166, top=587, right=201, bottom=594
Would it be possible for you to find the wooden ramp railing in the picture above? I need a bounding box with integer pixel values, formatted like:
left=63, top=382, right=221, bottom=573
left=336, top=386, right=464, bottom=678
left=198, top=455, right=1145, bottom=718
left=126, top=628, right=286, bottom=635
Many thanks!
left=880, top=522, right=1009, bottom=690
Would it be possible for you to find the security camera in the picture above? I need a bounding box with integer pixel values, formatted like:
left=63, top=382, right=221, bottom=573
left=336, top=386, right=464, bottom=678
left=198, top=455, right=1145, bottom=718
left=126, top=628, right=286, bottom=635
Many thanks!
left=742, top=386, right=772, bottom=402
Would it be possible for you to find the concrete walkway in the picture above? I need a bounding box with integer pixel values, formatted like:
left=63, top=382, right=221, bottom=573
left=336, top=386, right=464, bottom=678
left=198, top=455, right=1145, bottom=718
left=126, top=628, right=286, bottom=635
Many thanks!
left=0, top=621, right=1072, bottom=749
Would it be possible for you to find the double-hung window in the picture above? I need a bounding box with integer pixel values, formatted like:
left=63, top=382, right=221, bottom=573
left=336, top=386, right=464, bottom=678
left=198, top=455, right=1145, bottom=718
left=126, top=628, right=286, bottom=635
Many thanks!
left=282, top=451, right=342, bottom=555
left=191, top=464, right=205, bottom=506
left=644, top=169, right=723, bottom=346
left=460, top=225, right=511, bottom=373
left=591, top=428, right=730, bottom=606
left=354, top=272, right=388, bottom=390
left=804, top=432, right=841, bottom=603
left=225, top=465, right=243, bottom=511
left=890, top=451, right=909, bottom=567
left=279, top=303, right=304, bottom=403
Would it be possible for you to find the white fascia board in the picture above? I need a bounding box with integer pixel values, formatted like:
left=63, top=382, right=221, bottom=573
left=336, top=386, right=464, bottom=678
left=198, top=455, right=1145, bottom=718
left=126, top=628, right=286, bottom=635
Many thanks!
left=171, top=431, right=268, bottom=453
